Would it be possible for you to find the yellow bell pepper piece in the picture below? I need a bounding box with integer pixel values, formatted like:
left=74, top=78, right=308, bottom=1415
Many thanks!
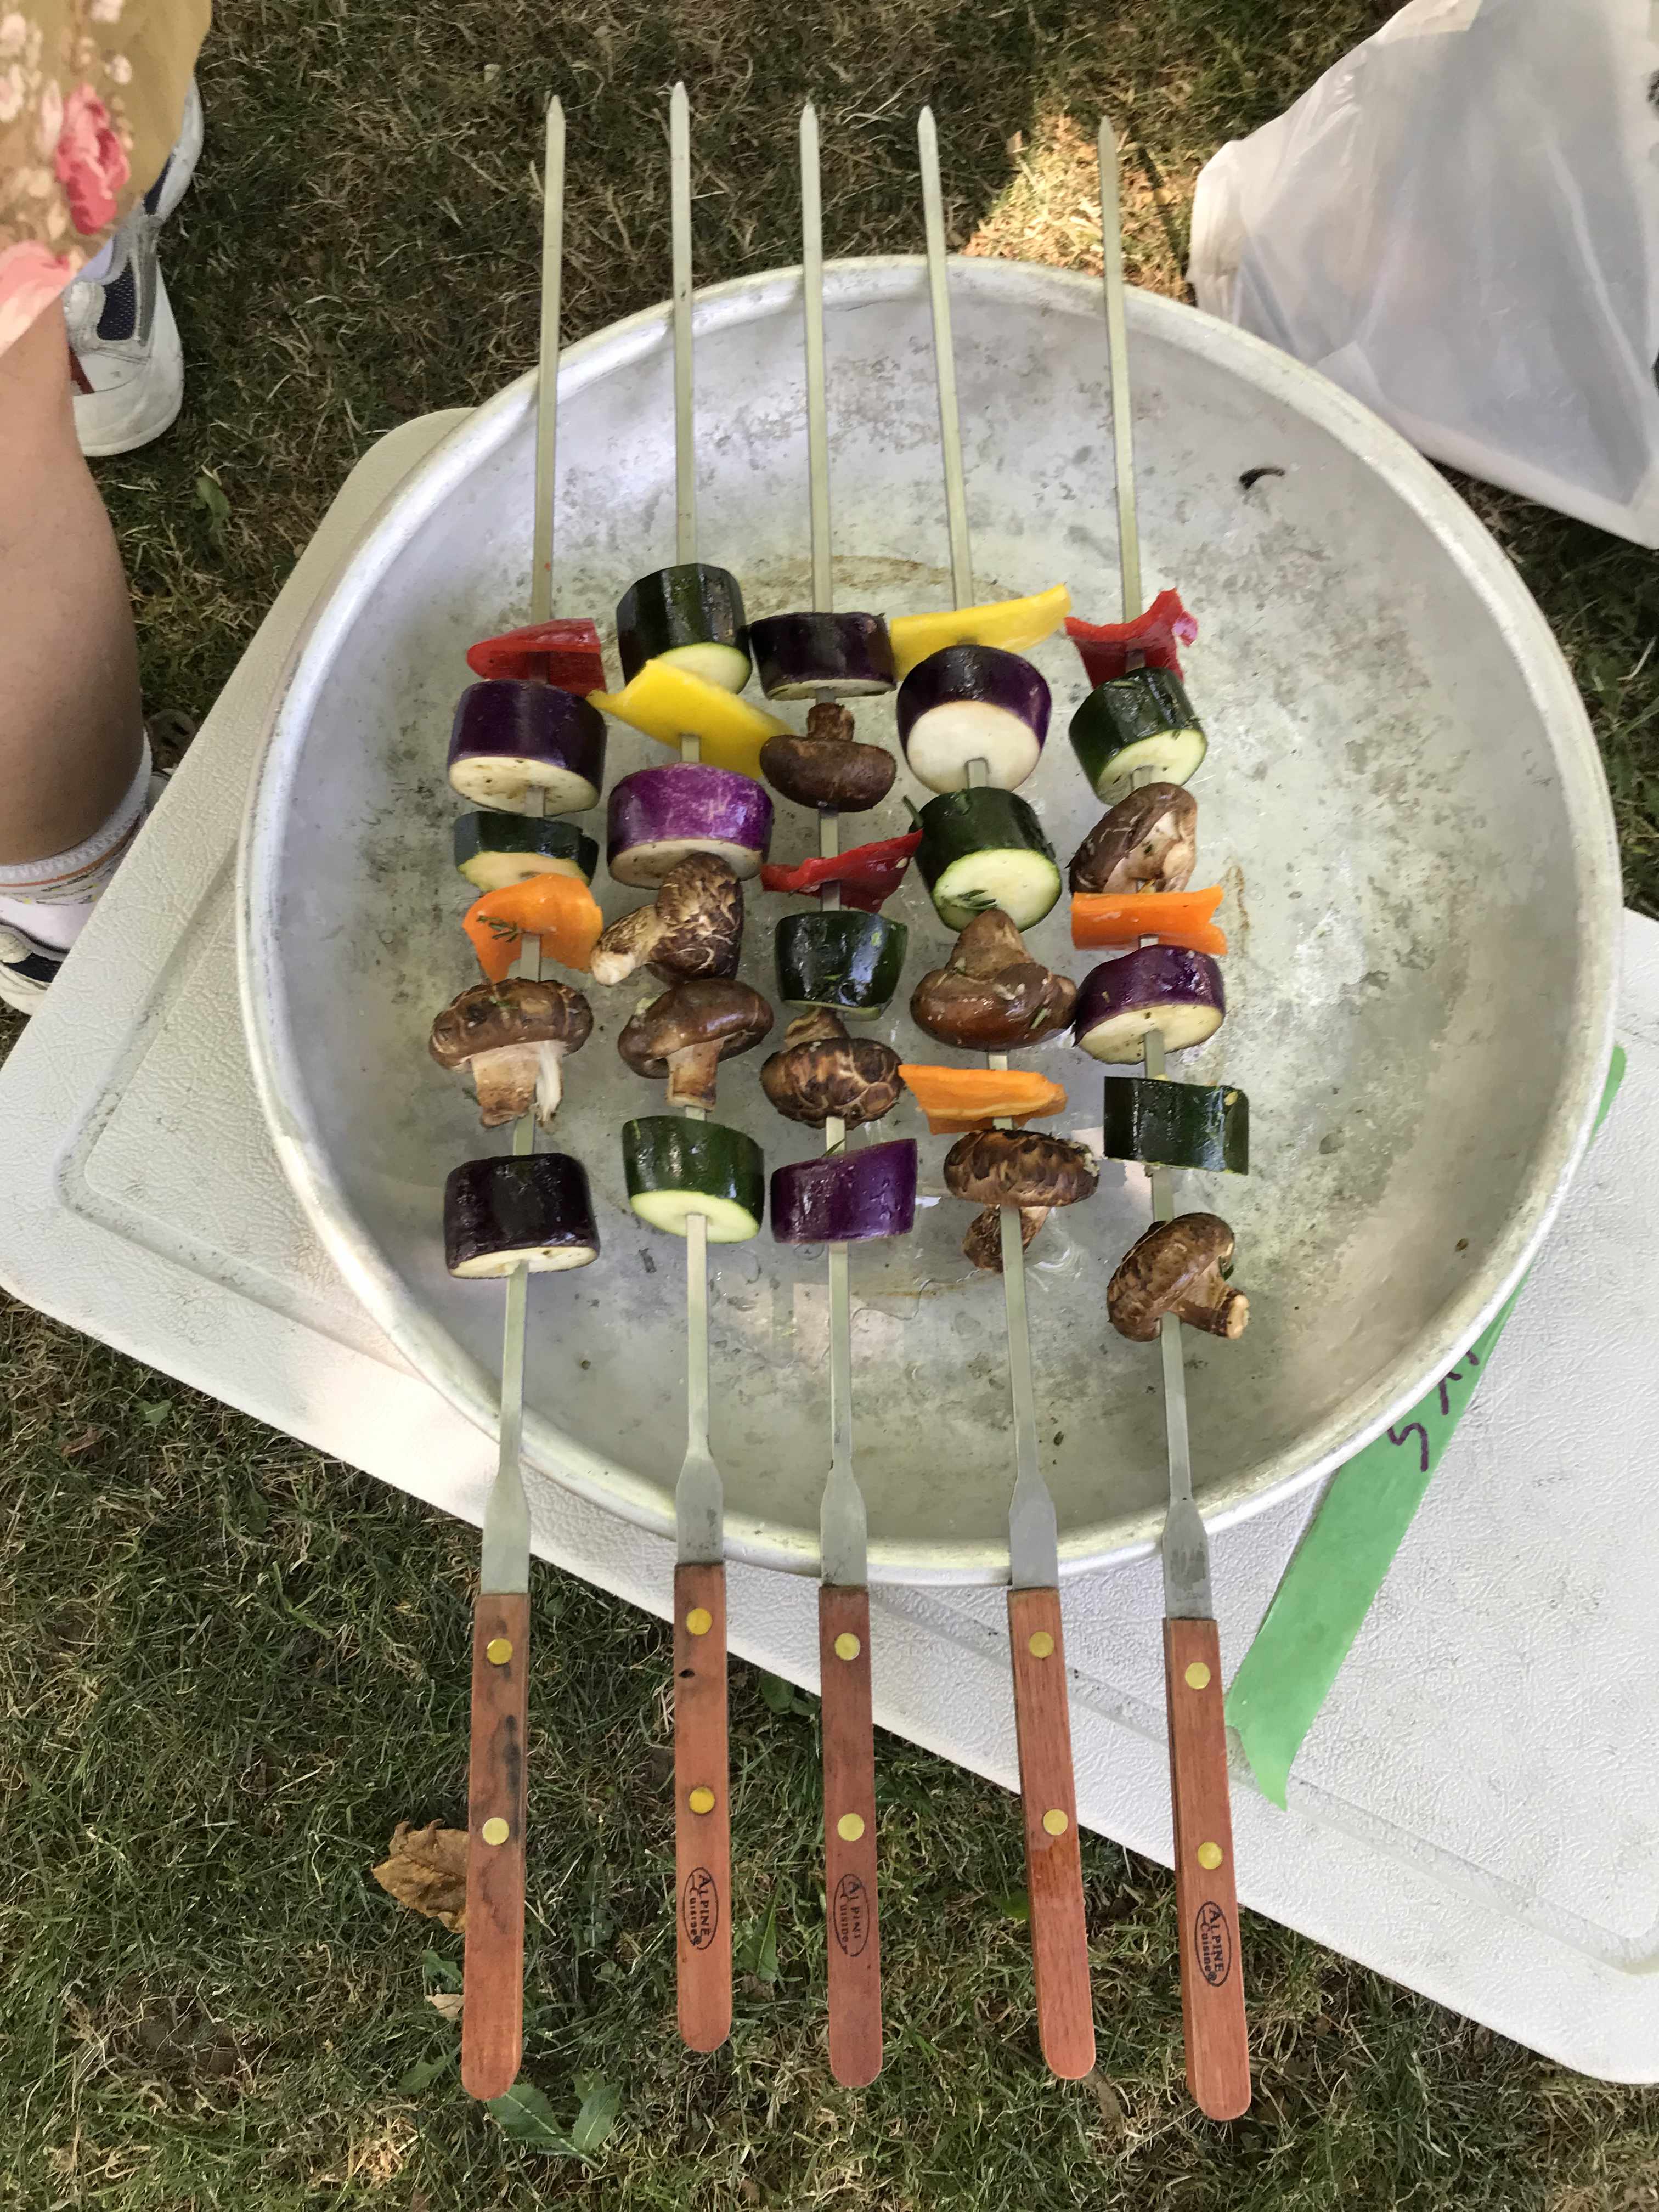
left=888, top=583, right=1073, bottom=679
left=590, top=659, right=790, bottom=781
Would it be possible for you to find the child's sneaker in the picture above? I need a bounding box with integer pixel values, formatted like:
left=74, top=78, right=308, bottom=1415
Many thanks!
left=64, top=80, right=201, bottom=458
left=0, top=923, right=68, bottom=1015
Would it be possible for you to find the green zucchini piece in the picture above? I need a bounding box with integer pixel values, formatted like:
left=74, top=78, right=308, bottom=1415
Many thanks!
left=616, top=564, right=751, bottom=692
left=1099, top=1077, right=1249, bottom=1174
left=452, top=812, right=599, bottom=891
left=1068, top=668, right=1207, bottom=802
left=774, top=910, right=909, bottom=1019
left=622, top=1115, right=765, bottom=1240
left=915, top=787, right=1062, bottom=931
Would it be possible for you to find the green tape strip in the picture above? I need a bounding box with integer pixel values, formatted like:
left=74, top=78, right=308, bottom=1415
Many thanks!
left=1224, top=1047, right=1627, bottom=1808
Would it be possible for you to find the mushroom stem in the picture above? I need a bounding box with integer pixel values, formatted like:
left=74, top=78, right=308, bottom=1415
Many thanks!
left=469, top=1042, right=545, bottom=1127
left=590, top=905, right=663, bottom=986
left=962, top=1204, right=1049, bottom=1273
left=1173, top=1281, right=1250, bottom=1339
left=533, top=1043, right=567, bottom=1128
left=806, top=702, right=856, bottom=744
left=665, top=1039, right=725, bottom=1110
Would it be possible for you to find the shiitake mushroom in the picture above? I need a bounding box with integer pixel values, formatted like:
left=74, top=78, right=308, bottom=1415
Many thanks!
left=759, top=1009, right=903, bottom=1130
left=910, top=909, right=1076, bottom=1052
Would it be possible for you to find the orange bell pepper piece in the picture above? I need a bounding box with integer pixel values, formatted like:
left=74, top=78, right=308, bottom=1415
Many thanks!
left=463, top=873, right=603, bottom=982
left=1070, top=884, right=1227, bottom=957
left=898, top=1064, right=1068, bottom=1136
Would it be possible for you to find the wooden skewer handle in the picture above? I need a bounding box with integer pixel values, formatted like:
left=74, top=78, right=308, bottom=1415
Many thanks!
left=461, top=1590, right=530, bottom=2100
left=1006, top=1585, right=1096, bottom=2079
left=673, top=1561, right=732, bottom=2051
left=1163, top=1615, right=1251, bottom=2119
left=819, top=1584, right=882, bottom=2085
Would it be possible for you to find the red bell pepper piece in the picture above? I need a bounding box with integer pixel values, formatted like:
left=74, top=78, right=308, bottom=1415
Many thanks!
left=466, top=618, right=607, bottom=695
left=1065, top=588, right=1198, bottom=687
left=760, top=831, right=922, bottom=914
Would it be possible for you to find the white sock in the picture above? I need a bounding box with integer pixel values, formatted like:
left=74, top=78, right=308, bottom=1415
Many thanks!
left=0, top=736, right=153, bottom=952
left=74, top=236, right=117, bottom=288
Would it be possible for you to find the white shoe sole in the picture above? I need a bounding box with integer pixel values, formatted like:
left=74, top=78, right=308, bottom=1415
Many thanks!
left=74, top=273, right=185, bottom=459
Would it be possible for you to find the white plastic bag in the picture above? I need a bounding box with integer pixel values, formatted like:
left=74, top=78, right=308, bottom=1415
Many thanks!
left=1188, top=0, right=1659, bottom=545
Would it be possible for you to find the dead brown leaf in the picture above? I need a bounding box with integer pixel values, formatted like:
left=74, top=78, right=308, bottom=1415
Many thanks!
left=371, top=1821, right=469, bottom=1932
left=426, top=1990, right=464, bottom=2021
left=1086, top=2069, right=1127, bottom=2143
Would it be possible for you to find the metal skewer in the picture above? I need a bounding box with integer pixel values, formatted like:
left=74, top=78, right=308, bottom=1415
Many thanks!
left=798, top=99, right=883, bottom=2087
left=461, top=92, right=565, bottom=2105
left=665, top=80, right=733, bottom=2055
left=918, top=106, right=1094, bottom=2084
left=1097, top=112, right=1250, bottom=2120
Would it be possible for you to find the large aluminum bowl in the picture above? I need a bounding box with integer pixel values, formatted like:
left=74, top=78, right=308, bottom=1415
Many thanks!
left=239, top=258, right=1619, bottom=1583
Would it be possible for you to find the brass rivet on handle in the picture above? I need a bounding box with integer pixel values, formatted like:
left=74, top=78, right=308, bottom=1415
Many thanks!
left=685, top=1607, right=713, bottom=1637
left=1183, top=1660, right=1211, bottom=1691
left=834, top=1632, right=861, bottom=1662
left=481, top=1816, right=510, bottom=1847
left=1028, top=1630, right=1056, bottom=1659
left=486, top=1637, right=514, bottom=1666
left=837, top=1813, right=865, bottom=1842
left=1197, top=1839, right=1224, bottom=1870
left=688, top=1785, right=716, bottom=1815
left=1041, top=1808, right=1069, bottom=1837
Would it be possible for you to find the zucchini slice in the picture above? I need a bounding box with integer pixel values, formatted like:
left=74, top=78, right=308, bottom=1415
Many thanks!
left=1068, top=668, right=1207, bottom=802
left=915, top=788, right=1062, bottom=931
left=453, top=812, right=599, bottom=891
left=622, top=1115, right=765, bottom=1240
left=616, top=564, right=751, bottom=692
left=774, top=910, right=909, bottom=1019
left=1099, top=1076, right=1249, bottom=1173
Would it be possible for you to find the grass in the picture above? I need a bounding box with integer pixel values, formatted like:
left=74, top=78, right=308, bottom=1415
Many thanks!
left=3, top=0, right=1659, bottom=2202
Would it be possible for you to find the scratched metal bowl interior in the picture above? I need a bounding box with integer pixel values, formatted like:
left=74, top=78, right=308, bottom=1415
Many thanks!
left=240, top=257, right=1618, bottom=1582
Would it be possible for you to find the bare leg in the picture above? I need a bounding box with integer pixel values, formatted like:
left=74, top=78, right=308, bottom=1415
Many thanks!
left=0, top=299, right=143, bottom=868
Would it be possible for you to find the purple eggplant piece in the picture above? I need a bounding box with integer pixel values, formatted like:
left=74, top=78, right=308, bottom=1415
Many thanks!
left=770, top=1138, right=918, bottom=1244
left=749, top=611, right=896, bottom=700
left=606, top=763, right=774, bottom=888
left=447, top=679, right=608, bottom=815
left=1072, top=945, right=1227, bottom=1064
left=896, top=644, right=1050, bottom=794
left=443, top=1153, right=599, bottom=1276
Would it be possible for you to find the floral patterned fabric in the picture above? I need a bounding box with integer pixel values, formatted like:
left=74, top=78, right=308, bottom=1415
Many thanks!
left=0, top=0, right=207, bottom=357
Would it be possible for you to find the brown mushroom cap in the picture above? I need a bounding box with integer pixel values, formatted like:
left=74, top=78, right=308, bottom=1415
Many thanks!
left=429, top=979, right=592, bottom=1068
left=759, top=1009, right=903, bottom=1129
left=618, top=976, right=774, bottom=1108
left=1106, top=1211, right=1250, bottom=1342
left=428, top=979, right=592, bottom=1128
left=1070, top=782, right=1198, bottom=896
left=590, top=852, right=743, bottom=987
left=943, top=1128, right=1099, bottom=1210
left=911, top=909, right=1077, bottom=1051
left=760, top=704, right=897, bottom=812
